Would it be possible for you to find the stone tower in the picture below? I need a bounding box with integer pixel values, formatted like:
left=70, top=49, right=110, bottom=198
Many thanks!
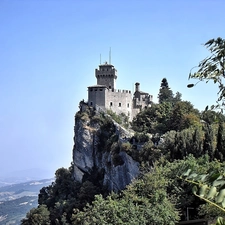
left=87, top=62, right=153, bottom=121
left=95, top=62, right=117, bottom=89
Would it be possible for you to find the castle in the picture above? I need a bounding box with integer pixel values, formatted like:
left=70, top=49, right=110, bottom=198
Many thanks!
left=87, top=62, right=153, bottom=120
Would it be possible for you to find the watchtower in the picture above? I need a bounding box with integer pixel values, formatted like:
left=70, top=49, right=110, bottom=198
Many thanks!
left=95, top=62, right=117, bottom=89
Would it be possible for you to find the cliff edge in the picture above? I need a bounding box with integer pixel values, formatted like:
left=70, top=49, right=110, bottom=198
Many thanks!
left=72, top=103, right=139, bottom=192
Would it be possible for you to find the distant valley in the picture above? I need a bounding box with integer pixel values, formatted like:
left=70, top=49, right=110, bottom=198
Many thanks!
left=0, top=178, right=54, bottom=225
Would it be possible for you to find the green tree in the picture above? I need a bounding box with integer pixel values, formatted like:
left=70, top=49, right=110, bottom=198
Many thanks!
left=72, top=166, right=180, bottom=225
left=36, top=166, right=102, bottom=224
left=169, top=101, right=200, bottom=131
left=201, top=110, right=220, bottom=124
left=173, top=91, right=182, bottom=103
left=21, top=204, right=50, bottom=225
left=192, top=127, right=203, bottom=157
left=131, top=102, right=173, bottom=134
left=203, top=124, right=214, bottom=160
left=158, top=78, right=174, bottom=104
left=162, top=128, right=205, bottom=160
left=215, top=121, right=225, bottom=161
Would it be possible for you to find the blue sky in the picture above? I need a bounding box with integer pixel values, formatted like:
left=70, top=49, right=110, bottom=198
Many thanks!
left=0, top=0, right=225, bottom=179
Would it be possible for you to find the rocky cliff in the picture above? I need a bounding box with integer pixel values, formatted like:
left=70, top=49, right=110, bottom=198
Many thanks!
left=72, top=104, right=139, bottom=192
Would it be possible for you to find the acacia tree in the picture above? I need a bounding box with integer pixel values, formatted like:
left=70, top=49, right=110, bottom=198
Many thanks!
left=188, top=37, right=225, bottom=111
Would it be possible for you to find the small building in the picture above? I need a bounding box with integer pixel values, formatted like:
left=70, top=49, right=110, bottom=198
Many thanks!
left=88, top=62, right=153, bottom=120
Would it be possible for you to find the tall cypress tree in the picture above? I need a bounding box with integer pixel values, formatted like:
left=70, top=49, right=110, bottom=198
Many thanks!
left=203, top=124, right=214, bottom=160
left=192, top=128, right=203, bottom=157
left=158, top=78, right=174, bottom=104
left=216, top=121, right=225, bottom=160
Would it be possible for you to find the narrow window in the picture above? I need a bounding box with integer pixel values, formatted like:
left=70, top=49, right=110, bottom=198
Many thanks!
left=110, top=102, right=113, bottom=107
left=90, top=102, right=93, bottom=106
left=119, top=103, right=121, bottom=107
left=109, top=86, right=111, bottom=89
left=100, top=89, right=102, bottom=91
left=127, top=103, right=129, bottom=108
left=90, top=88, right=93, bottom=91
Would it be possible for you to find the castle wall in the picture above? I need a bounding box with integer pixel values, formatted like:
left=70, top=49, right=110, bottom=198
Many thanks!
left=133, top=92, right=153, bottom=109
left=88, top=86, right=107, bottom=108
left=131, top=108, right=141, bottom=120
left=105, top=89, right=133, bottom=117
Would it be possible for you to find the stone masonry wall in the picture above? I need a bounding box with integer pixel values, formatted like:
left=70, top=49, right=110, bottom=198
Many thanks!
left=106, top=89, right=133, bottom=117
left=88, top=87, right=107, bottom=108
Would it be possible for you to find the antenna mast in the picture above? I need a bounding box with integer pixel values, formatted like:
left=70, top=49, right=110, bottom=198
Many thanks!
left=109, top=47, right=111, bottom=64
left=100, top=54, right=101, bottom=65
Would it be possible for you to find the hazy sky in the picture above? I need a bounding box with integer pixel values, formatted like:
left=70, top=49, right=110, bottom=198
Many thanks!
left=0, top=0, right=225, bottom=179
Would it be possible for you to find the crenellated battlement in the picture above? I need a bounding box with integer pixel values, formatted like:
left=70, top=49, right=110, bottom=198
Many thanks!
left=95, top=68, right=117, bottom=75
left=88, top=87, right=131, bottom=94
left=108, top=89, right=131, bottom=94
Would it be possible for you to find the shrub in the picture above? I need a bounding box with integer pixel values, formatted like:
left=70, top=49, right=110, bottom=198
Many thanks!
left=134, top=132, right=150, bottom=143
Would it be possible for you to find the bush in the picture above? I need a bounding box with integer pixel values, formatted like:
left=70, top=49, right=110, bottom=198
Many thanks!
left=120, top=142, right=132, bottom=152
left=134, top=132, right=150, bottom=143
left=106, top=109, right=129, bottom=128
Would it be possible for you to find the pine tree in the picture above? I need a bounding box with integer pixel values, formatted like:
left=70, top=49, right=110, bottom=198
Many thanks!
left=173, top=92, right=182, bottom=103
left=158, top=78, right=174, bottom=104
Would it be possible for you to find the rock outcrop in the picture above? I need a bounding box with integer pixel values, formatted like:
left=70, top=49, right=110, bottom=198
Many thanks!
left=72, top=106, right=139, bottom=192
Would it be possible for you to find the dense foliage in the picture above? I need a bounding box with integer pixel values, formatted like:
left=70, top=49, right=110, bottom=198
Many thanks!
left=23, top=95, right=225, bottom=224
left=71, top=165, right=180, bottom=225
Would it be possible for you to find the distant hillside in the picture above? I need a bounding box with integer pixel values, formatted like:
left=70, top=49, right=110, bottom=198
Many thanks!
left=0, top=178, right=53, bottom=225
left=0, top=168, right=54, bottom=187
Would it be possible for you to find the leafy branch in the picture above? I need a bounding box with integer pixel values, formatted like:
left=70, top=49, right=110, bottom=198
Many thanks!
left=188, top=37, right=225, bottom=111
left=179, top=168, right=225, bottom=224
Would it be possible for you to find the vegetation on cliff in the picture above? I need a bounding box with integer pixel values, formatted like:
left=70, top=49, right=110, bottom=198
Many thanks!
left=22, top=37, right=225, bottom=225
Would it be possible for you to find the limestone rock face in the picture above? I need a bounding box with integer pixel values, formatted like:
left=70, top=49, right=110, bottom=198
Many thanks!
left=73, top=111, right=139, bottom=192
